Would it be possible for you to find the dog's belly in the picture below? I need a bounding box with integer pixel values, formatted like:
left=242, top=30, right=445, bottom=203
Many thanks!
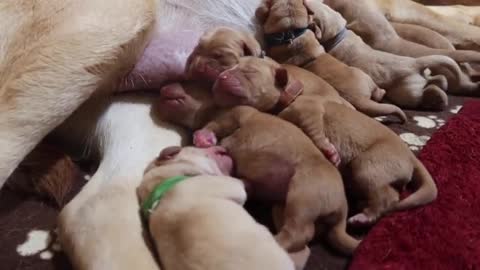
left=118, top=0, right=261, bottom=91
left=118, top=30, right=201, bottom=91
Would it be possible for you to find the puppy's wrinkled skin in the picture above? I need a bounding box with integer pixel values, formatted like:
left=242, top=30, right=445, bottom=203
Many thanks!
left=256, top=0, right=406, bottom=122
left=138, top=146, right=294, bottom=270
left=213, top=56, right=438, bottom=226
left=186, top=27, right=262, bottom=82
left=371, top=0, right=480, bottom=51
left=306, top=0, right=467, bottom=110
left=391, top=22, right=455, bottom=50
left=194, top=106, right=359, bottom=255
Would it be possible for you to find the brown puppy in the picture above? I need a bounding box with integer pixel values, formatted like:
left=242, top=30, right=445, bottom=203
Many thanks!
left=256, top=0, right=406, bottom=122
left=212, top=56, right=438, bottom=226
left=372, top=0, right=480, bottom=51
left=194, top=106, right=359, bottom=255
left=156, top=82, right=359, bottom=255
left=158, top=80, right=344, bottom=165
left=315, top=0, right=480, bottom=98
left=391, top=22, right=455, bottom=50
left=325, top=0, right=480, bottom=62
left=305, top=0, right=467, bottom=110
left=137, top=146, right=295, bottom=270
left=185, top=27, right=262, bottom=82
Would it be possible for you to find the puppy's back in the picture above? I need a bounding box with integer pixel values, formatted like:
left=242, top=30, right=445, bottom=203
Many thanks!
left=151, top=175, right=295, bottom=270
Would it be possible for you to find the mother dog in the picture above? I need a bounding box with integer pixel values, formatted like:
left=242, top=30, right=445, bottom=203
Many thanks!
left=0, top=0, right=262, bottom=269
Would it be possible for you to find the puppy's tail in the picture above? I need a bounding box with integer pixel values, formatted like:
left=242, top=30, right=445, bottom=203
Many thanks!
left=415, top=55, right=463, bottom=75
left=353, top=98, right=407, bottom=123
left=415, top=55, right=463, bottom=88
left=328, top=217, right=360, bottom=255
left=394, top=158, right=438, bottom=211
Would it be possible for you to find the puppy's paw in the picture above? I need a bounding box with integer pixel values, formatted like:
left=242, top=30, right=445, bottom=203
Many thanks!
left=193, top=129, right=217, bottom=147
left=348, top=213, right=376, bottom=227
left=320, top=140, right=341, bottom=167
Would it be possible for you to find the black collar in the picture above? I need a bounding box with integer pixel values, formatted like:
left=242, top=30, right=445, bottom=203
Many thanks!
left=264, top=27, right=309, bottom=47
left=321, top=27, right=347, bottom=52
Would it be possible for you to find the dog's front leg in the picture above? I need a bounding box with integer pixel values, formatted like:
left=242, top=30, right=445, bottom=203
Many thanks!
left=58, top=95, right=188, bottom=270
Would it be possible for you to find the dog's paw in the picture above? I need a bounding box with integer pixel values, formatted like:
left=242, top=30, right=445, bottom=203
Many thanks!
left=193, top=129, right=217, bottom=147
left=321, top=142, right=341, bottom=167
left=348, top=213, right=376, bottom=227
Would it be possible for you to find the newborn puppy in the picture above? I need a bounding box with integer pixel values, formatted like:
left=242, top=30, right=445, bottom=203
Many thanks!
left=320, top=0, right=480, bottom=95
left=256, top=0, right=406, bottom=122
left=156, top=82, right=359, bottom=255
left=194, top=106, right=359, bottom=255
left=305, top=0, right=469, bottom=110
left=185, top=27, right=263, bottom=82
left=213, top=56, right=438, bottom=226
left=157, top=80, right=343, bottom=165
left=138, top=146, right=295, bottom=270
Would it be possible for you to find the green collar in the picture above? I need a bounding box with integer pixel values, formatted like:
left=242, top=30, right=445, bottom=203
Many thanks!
left=141, top=175, right=189, bottom=218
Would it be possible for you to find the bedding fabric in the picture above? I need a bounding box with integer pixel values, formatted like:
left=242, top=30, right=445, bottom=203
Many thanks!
left=350, top=99, right=480, bottom=270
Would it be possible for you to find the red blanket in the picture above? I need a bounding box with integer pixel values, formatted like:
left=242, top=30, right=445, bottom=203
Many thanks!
left=349, top=100, right=480, bottom=270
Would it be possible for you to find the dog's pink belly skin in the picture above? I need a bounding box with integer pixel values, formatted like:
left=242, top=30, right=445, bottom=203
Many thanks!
left=118, top=30, right=201, bottom=91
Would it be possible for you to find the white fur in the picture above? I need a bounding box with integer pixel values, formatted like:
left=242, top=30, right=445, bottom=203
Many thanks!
left=58, top=94, right=187, bottom=270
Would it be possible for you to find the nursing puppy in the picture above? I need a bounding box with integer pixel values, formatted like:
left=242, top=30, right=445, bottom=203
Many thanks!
left=256, top=0, right=406, bottom=122
left=305, top=0, right=466, bottom=110
left=186, top=27, right=263, bottom=82
left=213, top=56, right=438, bottom=225
left=323, top=0, right=480, bottom=63
left=156, top=82, right=359, bottom=255
left=137, top=146, right=294, bottom=270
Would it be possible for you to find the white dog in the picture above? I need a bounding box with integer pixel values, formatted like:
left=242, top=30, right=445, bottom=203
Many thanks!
left=0, top=0, right=263, bottom=269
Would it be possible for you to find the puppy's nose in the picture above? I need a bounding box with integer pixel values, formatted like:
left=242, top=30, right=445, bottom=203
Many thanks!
left=213, top=70, right=246, bottom=98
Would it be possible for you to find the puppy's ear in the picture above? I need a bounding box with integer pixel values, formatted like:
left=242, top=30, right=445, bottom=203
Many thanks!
left=242, top=33, right=262, bottom=57
left=303, top=0, right=314, bottom=15
left=275, top=68, right=289, bottom=88
left=311, top=23, right=322, bottom=40
left=255, top=0, right=271, bottom=24
left=158, top=146, right=182, bottom=161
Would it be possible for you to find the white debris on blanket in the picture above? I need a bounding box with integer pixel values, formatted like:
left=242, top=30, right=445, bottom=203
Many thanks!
left=413, top=116, right=445, bottom=129
left=40, top=251, right=54, bottom=260
left=17, top=230, right=51, bottom=256
left=450, top=105, right=463, bottom=114
left=400, top=133, right=431, bottom=149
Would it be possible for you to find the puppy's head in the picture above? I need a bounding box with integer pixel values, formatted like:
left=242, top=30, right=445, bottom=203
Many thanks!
left=138, top=146, right=233, bottom=202
left=186, top=27, right=262, bottom=82
left=267, top=29, right=324, bottom=66
left=212, top=56, right=298, bottom=112
left=156, top=81, right=216, bottom=129
left=256, top=0, right=313, bottom=34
